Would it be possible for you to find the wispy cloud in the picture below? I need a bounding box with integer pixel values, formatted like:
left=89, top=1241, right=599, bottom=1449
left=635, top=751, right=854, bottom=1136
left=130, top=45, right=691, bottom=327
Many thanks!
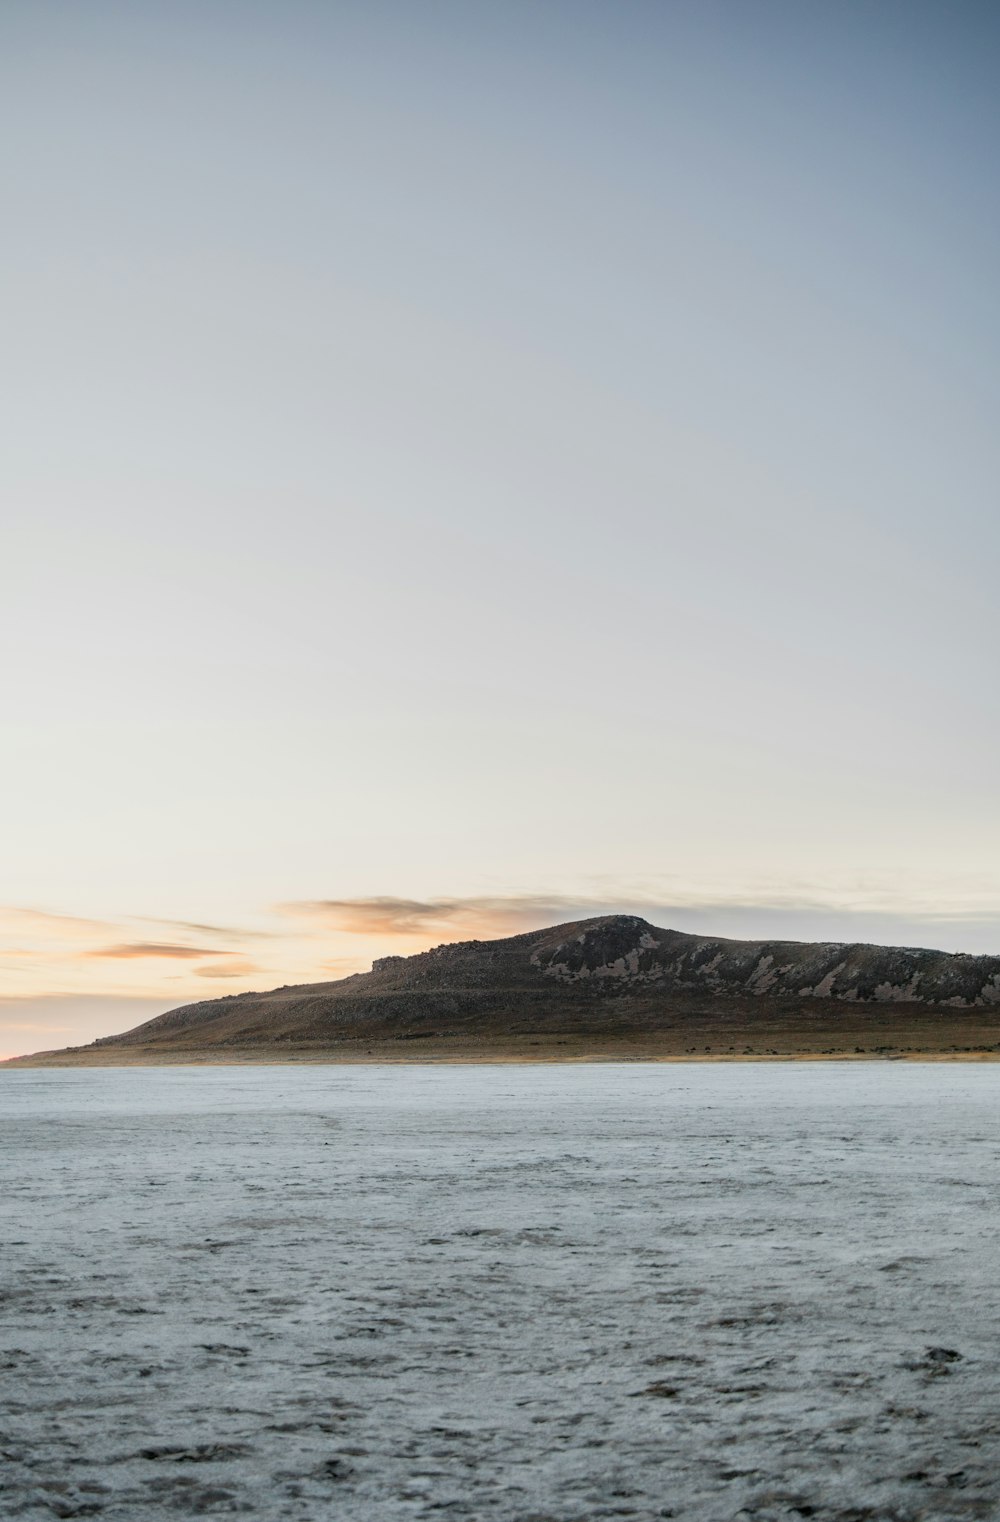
left=86, top=942, right=230, bottom=961
left=0, top=906, right=117, bottom=938
left=195, top=960, right=259, bottom=979
left=134, top=917, right=280, bottom=941
left=280, top=895, right=590, bottom=939
left=279, top=890, right=1000, bottom=957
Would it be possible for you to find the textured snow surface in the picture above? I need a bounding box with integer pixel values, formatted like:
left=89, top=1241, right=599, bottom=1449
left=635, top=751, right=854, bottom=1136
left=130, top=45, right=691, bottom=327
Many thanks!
left=2, top=1063, right=999, bottom=1521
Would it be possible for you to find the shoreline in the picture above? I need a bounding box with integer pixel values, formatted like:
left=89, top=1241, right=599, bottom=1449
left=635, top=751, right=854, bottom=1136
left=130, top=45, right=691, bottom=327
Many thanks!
left=6, top=1048, right=1000, bottom=1069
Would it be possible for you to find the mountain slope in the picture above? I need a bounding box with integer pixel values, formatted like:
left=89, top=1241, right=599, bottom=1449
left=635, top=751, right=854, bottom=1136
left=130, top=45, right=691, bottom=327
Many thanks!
left=9, top=916, right=1000, bottom=1065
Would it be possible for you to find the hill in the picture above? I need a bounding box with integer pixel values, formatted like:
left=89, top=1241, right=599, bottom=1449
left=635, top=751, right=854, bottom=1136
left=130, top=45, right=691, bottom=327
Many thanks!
left=7, top=915, right=1000, bottom=1065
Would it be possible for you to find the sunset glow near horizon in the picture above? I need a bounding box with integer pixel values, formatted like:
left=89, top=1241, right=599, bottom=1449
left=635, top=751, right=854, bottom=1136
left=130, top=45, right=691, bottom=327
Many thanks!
left=2, top=1, right=998, bottom=1056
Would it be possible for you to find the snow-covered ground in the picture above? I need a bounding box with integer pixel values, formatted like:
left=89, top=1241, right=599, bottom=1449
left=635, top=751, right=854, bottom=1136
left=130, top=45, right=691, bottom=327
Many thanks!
left=2, top=1063, right=999, bottom=1521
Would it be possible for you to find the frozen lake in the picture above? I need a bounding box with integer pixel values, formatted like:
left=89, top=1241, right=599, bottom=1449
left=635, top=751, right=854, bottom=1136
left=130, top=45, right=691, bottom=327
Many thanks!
left=2, top=1063, right=999, bottom=1521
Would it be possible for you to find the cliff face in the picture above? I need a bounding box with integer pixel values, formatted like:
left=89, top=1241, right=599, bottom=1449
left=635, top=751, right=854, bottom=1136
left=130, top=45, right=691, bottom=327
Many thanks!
left=57, top=914, right=1000, bottom=1060
left=528, top=917, right=1000, bottom=1006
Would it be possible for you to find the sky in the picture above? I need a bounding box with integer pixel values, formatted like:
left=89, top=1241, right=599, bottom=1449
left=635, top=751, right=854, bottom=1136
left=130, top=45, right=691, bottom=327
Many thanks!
left=2, top=1, right=998, bottom=1056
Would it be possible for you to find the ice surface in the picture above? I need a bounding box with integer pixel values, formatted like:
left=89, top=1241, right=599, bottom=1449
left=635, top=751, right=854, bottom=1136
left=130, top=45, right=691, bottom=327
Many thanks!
left=1, top=1063, right=999, bottom=1520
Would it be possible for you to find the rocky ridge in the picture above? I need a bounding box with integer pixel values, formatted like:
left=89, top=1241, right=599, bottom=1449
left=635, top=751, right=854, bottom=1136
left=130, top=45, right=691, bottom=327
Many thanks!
left=528, top=916, right=1000, bottom=1004
left=9, top=914, right=1000, bottom=1065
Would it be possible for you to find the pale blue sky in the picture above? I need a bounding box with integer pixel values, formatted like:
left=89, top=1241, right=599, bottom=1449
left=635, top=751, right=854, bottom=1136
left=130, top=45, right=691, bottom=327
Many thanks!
left=2, top=2, right=998, bottom=1049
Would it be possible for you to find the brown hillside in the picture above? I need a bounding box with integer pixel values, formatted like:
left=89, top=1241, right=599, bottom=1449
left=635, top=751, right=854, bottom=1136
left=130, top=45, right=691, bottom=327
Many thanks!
left=7, top=915, right=1000, bottom=1065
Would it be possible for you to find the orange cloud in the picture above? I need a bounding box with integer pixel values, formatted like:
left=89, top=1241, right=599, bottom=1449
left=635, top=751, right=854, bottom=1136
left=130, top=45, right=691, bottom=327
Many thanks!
left=134, top=917, right=281, bottom=942
left=0, top=906, right=117, bottom=938
left=87, top=942, right=229, bottom=960
left=280, top=895, right=586, bottom=940
left=194, top=960, right=259, bottom=979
